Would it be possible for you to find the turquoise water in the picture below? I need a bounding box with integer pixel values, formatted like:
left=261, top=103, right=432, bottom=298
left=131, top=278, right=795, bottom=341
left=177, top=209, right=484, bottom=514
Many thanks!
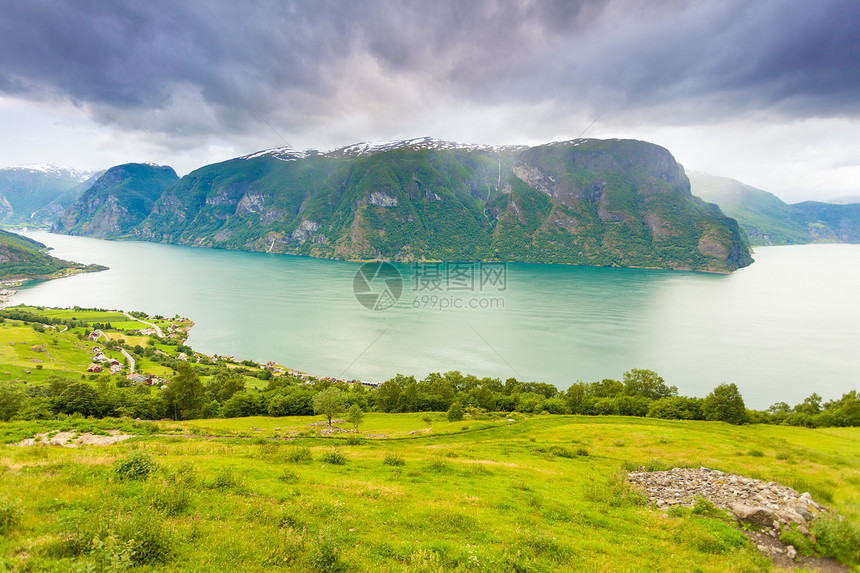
left=11, top=231, right=860, bottom=409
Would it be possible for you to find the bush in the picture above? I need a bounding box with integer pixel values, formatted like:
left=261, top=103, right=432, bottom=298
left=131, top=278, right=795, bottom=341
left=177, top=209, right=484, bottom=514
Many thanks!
left=210, top=467, right=244, bottom=491
left=284, top=446, right=313, bottom=463
left=812, top=514, right=860, bottom=566
left=344, top=434, right=364, bottom=446
left=320, top=449, right=347, bottom=465
left=0, top=497, right=22, bottom=533
left=382, top=452, right=405, bottom=466
left=114, top=450, right=158, bottom=481
left=119, top=512, right=176, bottom=564
left=305, top=527, right=345, bottom=573
left=447, top=402, right=464, bottom=422
left=147, top=478, right=193, bottom=516
left=549, top=446, right=575, bottom=458
left=691, top=496, right=724, bottom=519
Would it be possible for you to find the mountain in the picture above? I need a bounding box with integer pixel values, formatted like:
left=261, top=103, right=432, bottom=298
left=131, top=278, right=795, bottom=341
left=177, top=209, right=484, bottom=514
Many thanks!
left=0, top=165, right=96, bottom=227
left=689, top=172, right=811, bottom=246
left=690, top=172, right=860, bottom=246
left=57, top=138, right=752, bottom=273
left=827, top=194, right=860, bottom=205
left=52, top=163, right=179, bottom=237
left=0, top=229, right=107, bottom=280
left=792, top=201, right=860, bottom=242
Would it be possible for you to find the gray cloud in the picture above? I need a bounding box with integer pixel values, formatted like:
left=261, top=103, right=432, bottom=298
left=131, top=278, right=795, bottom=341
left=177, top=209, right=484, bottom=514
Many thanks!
left=1, top=0, right=858, bottom=146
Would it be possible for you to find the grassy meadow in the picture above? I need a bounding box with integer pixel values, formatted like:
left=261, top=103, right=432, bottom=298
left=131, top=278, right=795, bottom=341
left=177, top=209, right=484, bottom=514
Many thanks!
left=1, top=413, right=858, bottom=572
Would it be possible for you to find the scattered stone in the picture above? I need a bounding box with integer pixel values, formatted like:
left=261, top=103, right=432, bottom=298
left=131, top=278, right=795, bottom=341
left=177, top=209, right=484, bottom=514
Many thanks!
left=787, top=545, right=798, bottom=560
left=628, top=467, right=826, bottom=556
left=17, top=430, right=134, bottom=448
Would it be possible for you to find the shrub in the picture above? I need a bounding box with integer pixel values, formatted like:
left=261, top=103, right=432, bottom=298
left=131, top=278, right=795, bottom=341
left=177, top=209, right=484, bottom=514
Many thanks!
left=320, top=449, right=347, bottom=465
left=382, top=452, right=405, bottom=466
left=345, top=434, right=364, bottom=446
left=447, top=402, right=464, bottom=422
left=0, top=497, right=22, bottom=533
left=284, top=446, right=313, bottom=463
left=584, top=469, right=646, bottom=507
left=305, top=527, right=345, bottom=573
left=119, top=512, right=176, bottom=564
left=691, top=496, right=724, bottom=519
left=114, top=450, right=158, bottom=481
left=812, top=514, right=860, bottom=566
left=147, top=478, right=193, bottom=516
left=746, top=449, right=765, bottom=457
left=210, top=467, right=244, bottom=491
left=780, top=525, right=815, bottom=557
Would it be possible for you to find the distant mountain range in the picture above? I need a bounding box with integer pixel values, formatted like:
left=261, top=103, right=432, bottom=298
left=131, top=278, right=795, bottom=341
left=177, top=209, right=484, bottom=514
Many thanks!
left=48, top=138, right=753, bottom=273
left=689, top=172, right=860, bottom=246
left=0, top=228, right=106, bottom=280
left=0, top=165, right=98, bottom=227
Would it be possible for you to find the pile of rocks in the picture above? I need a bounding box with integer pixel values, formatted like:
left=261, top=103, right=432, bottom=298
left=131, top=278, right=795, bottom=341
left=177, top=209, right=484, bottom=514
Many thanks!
left=627, top=467, right=825, bottom=554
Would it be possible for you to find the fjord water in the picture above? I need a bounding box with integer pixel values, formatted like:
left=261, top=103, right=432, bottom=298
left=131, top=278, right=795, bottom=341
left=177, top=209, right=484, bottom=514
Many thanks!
left=12, top=231, right=860, bottom=409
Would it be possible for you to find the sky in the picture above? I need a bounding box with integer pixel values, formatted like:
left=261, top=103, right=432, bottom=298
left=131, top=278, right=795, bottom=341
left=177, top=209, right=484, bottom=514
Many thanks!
left=1, top=0, right=859, bottom=202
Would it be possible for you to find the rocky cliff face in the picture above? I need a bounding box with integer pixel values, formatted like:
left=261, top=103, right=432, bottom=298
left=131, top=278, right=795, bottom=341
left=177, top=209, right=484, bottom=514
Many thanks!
left=61, top=138, right=753, bottom=272
left=52, top=163, right=178, bottom=238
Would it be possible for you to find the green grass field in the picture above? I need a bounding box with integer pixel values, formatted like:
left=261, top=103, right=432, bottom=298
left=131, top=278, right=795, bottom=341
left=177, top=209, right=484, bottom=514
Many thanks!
left=0, top=307, right=197, bottom=382
left=1, top=414, right=857, bottom=572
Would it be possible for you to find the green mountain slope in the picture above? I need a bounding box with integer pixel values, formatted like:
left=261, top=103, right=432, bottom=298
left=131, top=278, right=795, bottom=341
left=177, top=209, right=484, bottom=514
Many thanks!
left=689, top=172, right=810, bottom=246
left=129, top=138, right=752, bottom=272
left=690, top=172, right=860, bottom=246
left=793, top=201, right=860, bottom=242
left=52, top=163, right=179, bottom=237
left=0, top=229, right=106, bottom=279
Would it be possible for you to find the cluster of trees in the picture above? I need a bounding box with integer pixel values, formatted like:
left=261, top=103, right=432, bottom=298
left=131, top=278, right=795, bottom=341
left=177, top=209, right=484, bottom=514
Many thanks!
left=0, top=364, right=857, bottom=428
left=371, top=368, right=750, bottom=424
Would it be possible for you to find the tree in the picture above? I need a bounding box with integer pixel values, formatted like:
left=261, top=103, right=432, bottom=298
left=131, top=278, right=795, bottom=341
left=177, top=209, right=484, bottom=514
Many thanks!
left=164, top=363, right=205, bottom=420
left=702, top=383, right=746, bottom=424
left=57, top=382, right=103, bottom=417
left=0, top=382, right=25, bottom=421
left=313, top=387, right=346, bottom=426
left=206, top=370, right=246, bottom=402
left=374, top=379, right=401, bottom=413
left=795, top=393, right=822, bottom=415
left=346, top=404, right=365, bottom=430
left=447, top=402, right=464, bottom=422
left=588, top=378, right=624, bottom=398
left=622, top=369, right=677, bottom=400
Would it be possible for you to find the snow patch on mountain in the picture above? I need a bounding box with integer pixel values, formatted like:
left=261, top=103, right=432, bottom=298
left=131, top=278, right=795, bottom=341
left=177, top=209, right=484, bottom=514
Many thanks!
left=238, top=147, right=321, bottom=162
left=238, top=137, right=529, bottom=162
left=4, top=164, right=94, bottom=182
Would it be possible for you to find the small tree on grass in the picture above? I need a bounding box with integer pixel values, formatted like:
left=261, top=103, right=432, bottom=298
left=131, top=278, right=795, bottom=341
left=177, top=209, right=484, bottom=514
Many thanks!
left=346, top=404, right=364, bottom=430
left=313, top=387, right=347, bottom=426
left=447, top=402, right=464, bottom=422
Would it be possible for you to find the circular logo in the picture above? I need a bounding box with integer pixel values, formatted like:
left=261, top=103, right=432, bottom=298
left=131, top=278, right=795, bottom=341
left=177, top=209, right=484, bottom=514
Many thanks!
left=353, top=262, right=403, bottom=311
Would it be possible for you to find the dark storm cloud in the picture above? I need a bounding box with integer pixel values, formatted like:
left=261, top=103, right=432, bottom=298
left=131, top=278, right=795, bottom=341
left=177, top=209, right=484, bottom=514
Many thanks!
left=1, top=0, right=858, bottom=140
